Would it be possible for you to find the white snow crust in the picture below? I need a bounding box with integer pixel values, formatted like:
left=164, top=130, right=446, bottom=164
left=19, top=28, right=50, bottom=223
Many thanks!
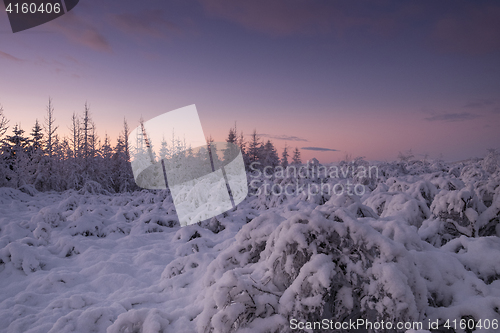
left=1, top=158, right=500, bottom=332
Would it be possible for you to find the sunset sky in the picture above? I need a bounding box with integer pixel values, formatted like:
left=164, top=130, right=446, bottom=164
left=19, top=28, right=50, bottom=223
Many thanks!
left=1, top=0, right=499, bottom=163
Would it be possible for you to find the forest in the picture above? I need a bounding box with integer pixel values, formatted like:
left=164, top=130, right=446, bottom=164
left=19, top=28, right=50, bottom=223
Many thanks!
left=0, top=99, right=302, bottom=193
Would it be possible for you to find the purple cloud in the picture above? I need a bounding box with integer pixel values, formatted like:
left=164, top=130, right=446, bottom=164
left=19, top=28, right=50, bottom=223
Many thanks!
left=46, top=12, right=112, bottom=52
left=257, top=133, right=308, bottom=142
left=301, top=147, right=339, bottom=152
left=110, top=10, right=178, bottom=38
left=0, top=50, right=24, bottom=62
left=425, top=112, right=481, bottom=122
left=464, top=99, right=495, bottom=109
left=431, top=4, right=500, bottom=55
left=198, top=0, right=409, bottom=37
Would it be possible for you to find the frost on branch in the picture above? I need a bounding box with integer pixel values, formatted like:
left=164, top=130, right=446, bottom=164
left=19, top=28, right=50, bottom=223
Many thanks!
left=196, top=207, right=428, bottom=332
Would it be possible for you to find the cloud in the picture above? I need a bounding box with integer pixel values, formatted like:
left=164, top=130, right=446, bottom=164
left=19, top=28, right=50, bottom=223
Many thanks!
left=198, top=0, right=407, bottom=37
left=257, top=133, right=308, bottom=142
left=431, top=4, right=500, bottom=55
left=425, top=112, right=481, bottom=122
left=301, top=147, right=339, bottom=152
left=199, top=0, right=500, bottom=55
left=419, top=107, right=436, bottom=115
left=0, top=50, right=79, bottom=77
left=0, top=50, right=24, bottom=62
left=32, top=57, right=81, bottom=78
left=46, top=12, right=111, bottom=52
left=110, top=10, right=178, bottom=38
left=464, top=99, right=495, bottom=109
left=199, top=0, right=329, bottom=35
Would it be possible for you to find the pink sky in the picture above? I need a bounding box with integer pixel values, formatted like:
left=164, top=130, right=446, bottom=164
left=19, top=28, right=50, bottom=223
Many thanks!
left=1, top=0, right=499, bottom=163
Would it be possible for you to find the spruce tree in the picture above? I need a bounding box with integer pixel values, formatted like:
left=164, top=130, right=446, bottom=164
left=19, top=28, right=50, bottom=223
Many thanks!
left=292, top=147, right=302, bottom=165
left=282, top=143, right=289, bottom=168
left=2, top=124, right=30, bottom=187
left=159, top=137, right=170, bottom=160
left=237, top=130, right=249, bottom=167
left=96, top=133, right=114, bottom=191
left=262, top=140, right=279, bottom=168
left=122, top=118, right=130, bottom=162
left=28, top=120, right=44, bottom=186
left=30, top=119, right=44, bottom=154
left=207, top=135, right=219, bottom=167
left=223, top=125, right=238, bottom=163
left=248, top=129, right=263, bottom=168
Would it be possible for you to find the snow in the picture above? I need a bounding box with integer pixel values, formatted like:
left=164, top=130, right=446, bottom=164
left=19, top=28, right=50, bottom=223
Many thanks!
left=1, top=158, right=500, bottom=332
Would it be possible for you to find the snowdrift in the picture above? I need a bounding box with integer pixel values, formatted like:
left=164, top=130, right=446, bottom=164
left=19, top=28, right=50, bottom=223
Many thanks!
left=0, top=158, right=500, bottom=332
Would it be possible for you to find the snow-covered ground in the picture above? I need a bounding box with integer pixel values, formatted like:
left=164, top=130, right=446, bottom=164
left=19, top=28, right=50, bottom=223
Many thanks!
left=1, top=158, right=500, bottom=333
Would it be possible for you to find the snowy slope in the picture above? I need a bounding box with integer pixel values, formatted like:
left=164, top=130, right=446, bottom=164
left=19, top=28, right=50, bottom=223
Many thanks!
left=0, top=159, right=500, bottom=333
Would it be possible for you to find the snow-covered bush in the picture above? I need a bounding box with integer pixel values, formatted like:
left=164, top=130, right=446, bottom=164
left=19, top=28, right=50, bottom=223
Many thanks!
left=482, top=149, right=500, bottom=174
left=1, top=156, right=500, bottom=332
left=429, top=186, right=486, bottom=242
left=196, top=207, right=429, bottom=333
left=476, top=196, right=500, bottom=237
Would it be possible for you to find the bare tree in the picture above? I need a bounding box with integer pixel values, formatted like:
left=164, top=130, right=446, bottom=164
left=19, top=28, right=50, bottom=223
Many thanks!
left=0, top=105, right=8, bottom=138
left=81, top=102, right=92, bottom=159
left=123, top=118, right=130, bottom=162
left=44, top=98, right=58, bottom=158
left=139, top=116, right=155, bottom=164
left=69, top=112, right=80, bottom=158
left=90, top=120, right=99, bottom=158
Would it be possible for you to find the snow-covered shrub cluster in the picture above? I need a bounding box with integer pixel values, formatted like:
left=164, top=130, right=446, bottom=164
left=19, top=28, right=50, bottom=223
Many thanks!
left=1, top=156, right=500, bottom=332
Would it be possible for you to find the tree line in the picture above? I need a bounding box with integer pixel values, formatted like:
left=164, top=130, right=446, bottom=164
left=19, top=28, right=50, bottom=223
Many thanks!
left=217, top=124, right=302, bottom=170
left=0, top=99, right=302, bottom=193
